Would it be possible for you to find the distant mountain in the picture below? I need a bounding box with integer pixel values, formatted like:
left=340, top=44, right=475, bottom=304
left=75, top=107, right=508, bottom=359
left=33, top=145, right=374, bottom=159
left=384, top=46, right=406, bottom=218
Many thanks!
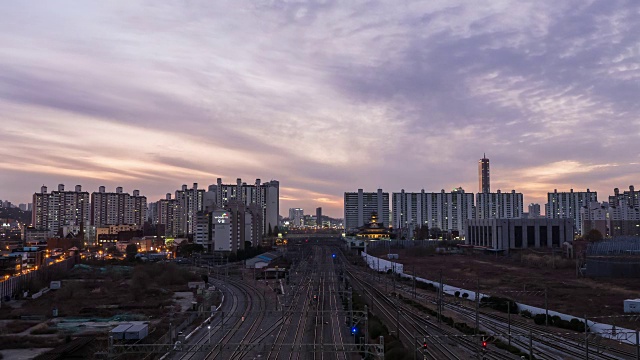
left=0, top=207, right=31, bottom=225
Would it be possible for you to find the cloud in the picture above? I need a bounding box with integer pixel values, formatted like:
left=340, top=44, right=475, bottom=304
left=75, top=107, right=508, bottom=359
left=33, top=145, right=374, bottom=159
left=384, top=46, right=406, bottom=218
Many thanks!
left=1, top=0, right=639, bottom=216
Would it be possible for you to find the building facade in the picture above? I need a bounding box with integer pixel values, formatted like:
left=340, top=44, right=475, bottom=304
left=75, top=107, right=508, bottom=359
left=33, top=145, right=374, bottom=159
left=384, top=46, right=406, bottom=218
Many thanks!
left=582, top=186, right=640, bottom=238
left=344, top=189, right=389, bottom=232
left=195, top=202, right=263, bottom=253
left=528, top=203, right=541, bottom=218
left=392, top=188, right=475, bottom=237
left=546, top=189, right=597, bottom=235
left=478, top=155, right=490, bottom=193
left=32, top=184, right=90, bottom=237
left=156, top=194, right=178, bottom=237
left=208, top=178, right=279, bottom=236
left=316, top=207, right=323, bottom=228
left=174, top=183, right=205, bottom=236
left=91, top=186, right=147, bottom=228
left=288, top=208, right=304, bottom=228
left=465, top=218, right=574, bottom=253
left=475, top=190, right=523, bottom=220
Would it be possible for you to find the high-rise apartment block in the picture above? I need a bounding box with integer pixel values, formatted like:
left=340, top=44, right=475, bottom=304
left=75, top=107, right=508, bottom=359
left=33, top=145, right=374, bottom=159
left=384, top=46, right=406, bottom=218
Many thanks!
left=174, top=183, right=205, bottom=237
left=478, top=155, right=490, bottom=193
left=195, top=202, right=264, bottom=252
left=475, top=190, right=523, bottom=220
left=288, top=208, right=304, bottom=227
left=546, top=189, right=597, bottom=235
left=528, top=203, right=541, bottom=218
left=156, top=194, right=178, bottom=237
left=90, top=186, right=147, bottom=228
left=32, top=184, right=90, bottom=236
left=316, top=207, right=323, bottom=228
left=392, top=188, right=475, bottom=237
left=344, top=189, right=389, bottom=231
left=209, top=178, right=279, bottom=235
left=583, top=186, right=640, bottom=237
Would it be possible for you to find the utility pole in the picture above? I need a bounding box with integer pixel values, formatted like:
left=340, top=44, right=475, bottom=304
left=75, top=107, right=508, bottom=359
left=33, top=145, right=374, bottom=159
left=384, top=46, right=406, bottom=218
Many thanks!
left=585, top=314, right=589, bottom=360
left=508, top=301, right=511, bottom=347
left=438, top=270, right=443, bottom=326
left=529, top=330, right=533, bottom=360
left=396, top=306, right=400, bottom=336
left=475, top=278, right=480, bottom=335
left=545, top=287, right=549, bottom=326
left=413, top=265, right=416, bottom=299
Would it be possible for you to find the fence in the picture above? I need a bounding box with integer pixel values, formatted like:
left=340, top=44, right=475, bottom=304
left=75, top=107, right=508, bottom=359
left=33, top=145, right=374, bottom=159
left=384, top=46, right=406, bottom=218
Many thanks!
left=587, top=237, right=640, bottom=256
left=0, top=257, right=76, bottom=300
left=365, top=239, right=465, bottom=250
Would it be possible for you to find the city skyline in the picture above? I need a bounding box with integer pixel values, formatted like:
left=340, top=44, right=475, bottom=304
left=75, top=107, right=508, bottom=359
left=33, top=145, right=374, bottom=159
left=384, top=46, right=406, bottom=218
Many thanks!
left=1, top=1, right=639, bottom=218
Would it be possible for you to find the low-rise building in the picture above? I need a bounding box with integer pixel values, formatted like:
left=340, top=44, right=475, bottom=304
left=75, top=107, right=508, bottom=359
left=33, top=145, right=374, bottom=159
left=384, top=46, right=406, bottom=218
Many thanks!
left=465, top=218, right=574, bottom=253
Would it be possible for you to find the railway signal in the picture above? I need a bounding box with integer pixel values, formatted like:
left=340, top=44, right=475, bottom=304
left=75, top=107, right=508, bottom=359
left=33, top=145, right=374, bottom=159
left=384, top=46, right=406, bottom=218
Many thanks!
left=351, top=326, right=357, bottom=334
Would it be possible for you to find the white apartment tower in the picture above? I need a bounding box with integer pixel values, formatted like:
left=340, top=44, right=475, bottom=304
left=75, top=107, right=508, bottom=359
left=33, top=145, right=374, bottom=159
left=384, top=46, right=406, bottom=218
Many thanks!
left=546, top=189, right=597, bottom=235
left=91, top=186, right=147, bottom=228
left=32, top=184, right=90, bottom=236
left=344, top=189, right=389, bottom=231
left=174, top=183, right=205, bottom=236
left=392, top=188, right=474, bottom=237
left=475, top=190, right=523, bottom=220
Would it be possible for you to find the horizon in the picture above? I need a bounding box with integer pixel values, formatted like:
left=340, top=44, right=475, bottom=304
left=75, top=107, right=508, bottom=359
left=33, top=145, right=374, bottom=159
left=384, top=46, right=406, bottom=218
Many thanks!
left=1, top=1, right=639, bottom=219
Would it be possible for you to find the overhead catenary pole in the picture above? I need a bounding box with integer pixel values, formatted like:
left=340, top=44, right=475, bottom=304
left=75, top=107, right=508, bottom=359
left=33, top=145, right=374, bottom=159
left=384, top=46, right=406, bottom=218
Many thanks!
left=545, top=287, right=549, bottom=326
left=529, top=330, right=533, bottom=360
left=635, top=330, right=639, bottom=360
left=585, top=314, right=589, bottom=360
left=475, top=278, right=480, bottom=335
left=508, top=301, right=511, bottom=347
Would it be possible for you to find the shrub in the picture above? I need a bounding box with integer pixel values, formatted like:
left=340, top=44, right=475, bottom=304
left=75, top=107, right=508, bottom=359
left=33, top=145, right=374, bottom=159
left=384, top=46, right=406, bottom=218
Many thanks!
left=454, top=291, right=460, bottom=297
left=462, top=293, right=469, bottom=299
left=533, top=314, right=546, bottom=325
left=521, top=310, right=533, bottom=318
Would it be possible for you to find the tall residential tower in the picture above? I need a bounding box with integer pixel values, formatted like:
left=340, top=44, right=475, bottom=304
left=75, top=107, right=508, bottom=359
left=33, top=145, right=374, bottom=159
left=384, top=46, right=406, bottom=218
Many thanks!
left=478, top=154, right=490, bottom=193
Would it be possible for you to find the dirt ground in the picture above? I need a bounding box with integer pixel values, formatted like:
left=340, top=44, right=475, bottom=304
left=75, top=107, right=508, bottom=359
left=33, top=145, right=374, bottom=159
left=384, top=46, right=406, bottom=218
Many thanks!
left=369, top=247, right=640, bottom=329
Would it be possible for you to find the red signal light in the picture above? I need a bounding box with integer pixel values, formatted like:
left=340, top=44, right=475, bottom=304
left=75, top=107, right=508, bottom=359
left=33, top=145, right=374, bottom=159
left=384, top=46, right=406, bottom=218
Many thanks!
left=482, top=341, right=487, bottom=348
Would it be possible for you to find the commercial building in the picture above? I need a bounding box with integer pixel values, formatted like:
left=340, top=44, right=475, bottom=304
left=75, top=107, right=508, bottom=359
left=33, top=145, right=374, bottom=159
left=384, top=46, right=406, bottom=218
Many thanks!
left=465, top=218, right=574, bottom=253
left=392, top=188, right=474, bottom=238
left=344, top=189, right=389, bottom=232
left=32, top=184, right=90, bottom=237
left=316, top=207, right=323, bottom=228
left=478, top=155, right=490, bottom=193
left=475, top=190, right=523, bottom=220
left=546, top=189, right=597, bottom=235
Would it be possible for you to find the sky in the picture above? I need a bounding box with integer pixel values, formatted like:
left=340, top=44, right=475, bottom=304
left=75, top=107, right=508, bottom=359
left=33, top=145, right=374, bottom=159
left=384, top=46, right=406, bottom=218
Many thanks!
left=1, top=1, right=639, bottom=218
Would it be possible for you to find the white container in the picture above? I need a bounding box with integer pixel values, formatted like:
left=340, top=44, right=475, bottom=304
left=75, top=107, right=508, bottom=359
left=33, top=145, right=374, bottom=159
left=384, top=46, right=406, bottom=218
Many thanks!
left=624, top=299, right=640, bottom=313
left=50, top=281, right=61, bottom=290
